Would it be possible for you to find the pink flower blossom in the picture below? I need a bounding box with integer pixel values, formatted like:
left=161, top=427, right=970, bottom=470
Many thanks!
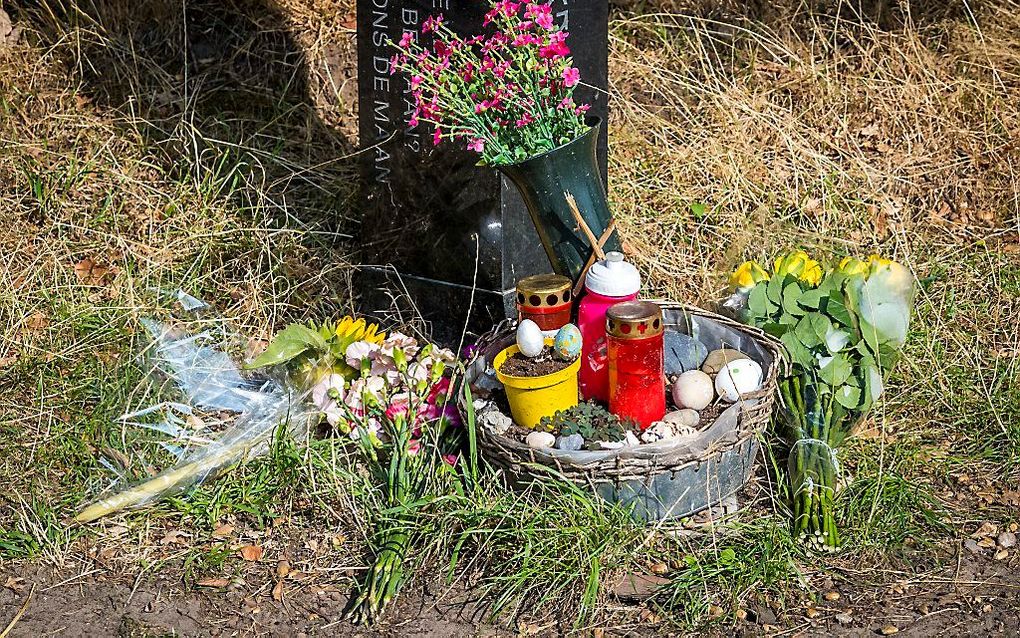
left=433, top=127, right=442, bottom=145
left=443, top=453, right=459, bottom=467
left=540, top=31, right=570, bottom=59
left=515, top=112, right=535, bottom=128
left=467, top=138, right=485, bottom=152
left=525, top=3, right=554, bottom=30
left=484, top=1, right=522, bottom=25
left=410, top=75, right=423, bottom=89
left=399, top=31, right=415, bottom=48
left=562, top=66, right=580, bottom=87
left=422, top=15, right=444, bottom=34
left=345, top=341, right=379, bottom=368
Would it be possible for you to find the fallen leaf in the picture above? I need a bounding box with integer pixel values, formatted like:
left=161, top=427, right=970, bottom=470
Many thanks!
left=239, top=545, right=264, bottom=561
left=161, top=529, right=191, bottom=545
left=340, top=13, right=356, bottom=29
left=3, top=576, right=25, bottom=593
left=25, top=312, right=49, bottom=331
left=611, top=572, right=669, bottom=601
left=212, top=523, right=234, bottom=537
left=0, top=9, right=16, bottom=46
left=272, top=580, right=284, bottom=602
left=196, top=577, right=230, bottom=588
left=276, top=559, right=291, bottom=580
left=186, top=414, right=205, bottom=430
left=73, top=258, right=113, bottom=286
left=858, top=123, right=880, bottom=137
left=101, top=447, right=131, bottom=471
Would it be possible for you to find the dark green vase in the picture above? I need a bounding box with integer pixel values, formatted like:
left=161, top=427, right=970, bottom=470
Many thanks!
left=498, top=119, right=622, bottom=281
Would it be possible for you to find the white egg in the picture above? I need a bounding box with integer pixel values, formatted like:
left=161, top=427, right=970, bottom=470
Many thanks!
left=516, top=319, right=545, bottom=358
left=672, top=370, right=714, bottom=410
left=714, top=359, right=764, bottom=402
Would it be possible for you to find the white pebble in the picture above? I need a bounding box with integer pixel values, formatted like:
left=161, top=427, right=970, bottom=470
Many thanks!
left=672, top=370, right=714, bottom=410
left=663, top=409, right=700, bottom=428
left=525, top=431, right=555, bottom=449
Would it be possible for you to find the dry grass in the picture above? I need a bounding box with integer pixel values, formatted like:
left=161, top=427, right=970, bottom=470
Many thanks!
left=1, top=0, right=1019, bottom=631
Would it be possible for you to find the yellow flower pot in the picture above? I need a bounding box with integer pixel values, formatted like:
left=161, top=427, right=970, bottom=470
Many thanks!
left=495, top=340, right=580, bottom=429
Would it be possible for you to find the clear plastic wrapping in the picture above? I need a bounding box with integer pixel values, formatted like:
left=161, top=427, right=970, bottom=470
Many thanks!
left=75, top=297, right=315, bottom=523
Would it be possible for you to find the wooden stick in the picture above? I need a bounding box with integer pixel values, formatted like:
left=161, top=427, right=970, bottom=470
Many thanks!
left=572, top=219, right=618, bottom=297
left=564, top=192, right=606, bottom=261
left=0, top=584, right=34, bottom=638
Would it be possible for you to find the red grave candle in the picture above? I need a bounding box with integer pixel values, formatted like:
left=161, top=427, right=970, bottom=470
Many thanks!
left=516, top=274, right=573, bottom=332
left=606, top=301, right=666, bottom=430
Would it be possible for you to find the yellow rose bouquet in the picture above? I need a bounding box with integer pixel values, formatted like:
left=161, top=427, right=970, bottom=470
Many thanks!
left=727, top=252, right=915, bottom=549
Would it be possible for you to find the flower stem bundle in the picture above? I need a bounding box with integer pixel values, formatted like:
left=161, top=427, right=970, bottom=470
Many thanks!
left=728, top=252, right=915, bottom=549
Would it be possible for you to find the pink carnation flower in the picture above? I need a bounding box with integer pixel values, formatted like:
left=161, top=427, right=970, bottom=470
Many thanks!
left=562, top=66, right=580, bottom=87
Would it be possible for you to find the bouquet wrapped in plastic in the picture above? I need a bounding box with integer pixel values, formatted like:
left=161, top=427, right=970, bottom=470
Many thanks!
left=74, top=303, right=461, bottom=623
left=727, top=252, right=915, bottom=549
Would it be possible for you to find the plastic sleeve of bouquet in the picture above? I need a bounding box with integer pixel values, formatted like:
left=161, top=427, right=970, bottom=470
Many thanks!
left=75, top=390, right=314, bottom=523
left=74, top=315, right=317, bottom=523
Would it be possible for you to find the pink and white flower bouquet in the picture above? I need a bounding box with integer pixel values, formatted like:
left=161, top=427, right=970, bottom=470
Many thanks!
left=389, top=0, right=592, bottom=165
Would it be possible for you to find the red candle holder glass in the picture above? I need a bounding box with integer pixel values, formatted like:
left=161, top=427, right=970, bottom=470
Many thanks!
left=606, top=301, right=666, bottom=429
left=516, top=274, right=573, bottom=332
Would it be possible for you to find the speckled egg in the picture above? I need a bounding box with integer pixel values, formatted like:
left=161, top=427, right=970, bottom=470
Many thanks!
left=552, top=323, right=582, bottom=361
left=715, top=358, right=764, bottom=402
left=516, top=319, right=545, bottom=358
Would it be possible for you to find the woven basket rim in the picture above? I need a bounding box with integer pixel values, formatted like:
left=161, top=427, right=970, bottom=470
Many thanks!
left=463, top=302, right=786, bottom=482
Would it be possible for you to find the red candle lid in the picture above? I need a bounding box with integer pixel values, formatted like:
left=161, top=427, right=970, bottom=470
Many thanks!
left=606, top=301, right=663, bottom=339
left=516, top=274, right=572, bottom=310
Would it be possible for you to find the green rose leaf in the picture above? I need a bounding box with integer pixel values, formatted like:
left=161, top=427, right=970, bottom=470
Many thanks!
left=835, top=384, right=863, bottom=410
left=781, top=331, right=816, bottom=368
left=810, top=313, right=834, bottom=345
left=766, top=272, right=787, bottom=305
left=794, top=314, right=823, bottom=348
left=798, top=288, right=824, bottom=309
left=247, top=324, right=329, bottom=369
left=782, top=281, right=806, bottom=317
left=748, top=284, right=776, bottom=319
left=818, top=353, right=853, bottom=386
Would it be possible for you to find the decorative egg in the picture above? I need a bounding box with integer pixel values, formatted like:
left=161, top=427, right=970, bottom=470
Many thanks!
left=672, top=370, right=714, bottom=410
left=552, top=323, right=582, bottom=360
left=516, top=319, right=545, bottom=358
left=715, top=359, right=764, bottom=402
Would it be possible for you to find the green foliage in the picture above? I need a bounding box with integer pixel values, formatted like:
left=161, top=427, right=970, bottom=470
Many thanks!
left=536, top=401, right=635, bottom=441
left=247, top=323, right=328, bottom=368
left=246, top=317, right=385, bottom=381
left=739, top=255, right=915, bottom=548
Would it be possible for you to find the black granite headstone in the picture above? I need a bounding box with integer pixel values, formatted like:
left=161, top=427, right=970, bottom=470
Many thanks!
left=356, top=0, right=609, bottom=343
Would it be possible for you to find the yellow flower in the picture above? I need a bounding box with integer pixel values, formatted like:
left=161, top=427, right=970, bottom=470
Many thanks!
left=866, top=254, right=893, bottom=269
left=774, top=250, right=822, bottom=286
left=335, top=316, right=386, bottom=345
left=729, top=261, right=769, bottom=290
left=837, top=256, right=869, bottom=277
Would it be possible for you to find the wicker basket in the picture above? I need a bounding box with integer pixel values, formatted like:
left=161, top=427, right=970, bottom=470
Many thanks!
left=463, top=302, right=786, bottom=521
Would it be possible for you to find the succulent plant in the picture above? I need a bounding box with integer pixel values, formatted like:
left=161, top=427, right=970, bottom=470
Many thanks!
left=536, top=401, right=636, bottom=442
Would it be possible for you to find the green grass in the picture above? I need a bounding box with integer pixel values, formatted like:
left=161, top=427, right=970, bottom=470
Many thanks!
left=3, top=0, right=1020, bottom=631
